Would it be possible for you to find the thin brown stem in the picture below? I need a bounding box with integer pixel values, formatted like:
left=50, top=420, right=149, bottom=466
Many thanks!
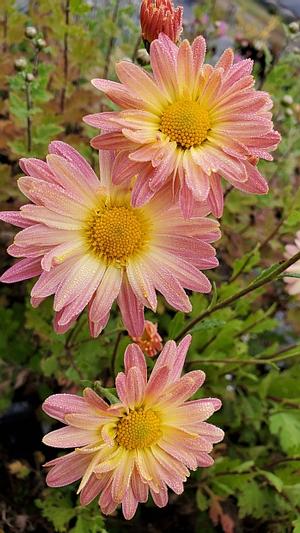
left=2, top=10, right=8, bottom=52
left=103, top=0, right=120, bottom=79
left=111, top=331, right=122, bottom=376
left=175, top=250, right=300, bottom=341
left=64, top=325, right=84, bottom=380
left=132, top=34, right=142, bottom=62
left=60, top=0, right=70, bottom=113
left=187, top=346, right=300, bottom=368
left=25, top=80, right=32, bottom=153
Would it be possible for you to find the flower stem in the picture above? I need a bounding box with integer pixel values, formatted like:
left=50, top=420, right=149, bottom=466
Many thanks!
left=175, top=250, right=300, bottom=341
left=60, top=0, right=70, bottom=113
left=25, top=79, right=32, bottom=153
left=187, top=348, right=300, bottom=367
left=103, top=0, right=120, bottom=80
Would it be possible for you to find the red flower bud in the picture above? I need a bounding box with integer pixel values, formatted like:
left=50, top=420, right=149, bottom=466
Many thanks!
left=140, top=0, right=183, bottom=51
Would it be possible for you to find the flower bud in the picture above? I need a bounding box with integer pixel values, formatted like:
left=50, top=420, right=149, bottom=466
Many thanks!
left=140, top=0, right=183, bottom=52
left=25, top=26, right=37, bottom=39
left=25, top=72, right=35, bottom=82
left=288, top=21, right=299, bottom=34
left=136, top=47, right=150, bottom=65
left=131, top=320, right=163, bottom=357
left=36, top=38, right=46, bottom=50
left=282, top=94, right=293, bottom=106
left=14, top=58, right=27, bottom=71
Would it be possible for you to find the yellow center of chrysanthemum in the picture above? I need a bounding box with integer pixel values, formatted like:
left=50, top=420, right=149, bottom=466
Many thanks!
left=115, top=407, right=161, bottom=450
left=84, top=200, right=151, bottom=266
left=160, top=99, right=211, bottom=148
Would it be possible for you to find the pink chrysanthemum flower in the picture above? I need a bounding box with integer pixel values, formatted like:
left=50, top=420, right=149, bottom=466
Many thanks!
left=131, top=320, right=163, bottom=357
left=0, top=142, right=220, bottom=337
left=42, top=335, right=224, bottom=519
left=84, top=33, right=281, bottom=218
left=284, top=232, right=300, bottom=296
left=140, top=0, right=183, bottom=50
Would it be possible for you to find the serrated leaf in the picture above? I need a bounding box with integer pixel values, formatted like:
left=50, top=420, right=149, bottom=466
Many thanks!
left=238, top=480, right=267, bottom=518
left=94, top=382, right=119, bottom=404
left=168, top=312, right=185, bottom=338
left=269, top=412, right=300, bottom=455
left=260, top=470, right=283, bottom=492
left=196, top=489, right=209, bottom=511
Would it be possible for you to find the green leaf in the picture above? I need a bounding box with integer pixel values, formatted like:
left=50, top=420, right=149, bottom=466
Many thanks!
left=196, top=489, right=209, bottom=511
left=292, top=517, right=300, bottom=532
left=35, top=492, right=75, bottom=532
left=168, top=312, right=185, bottom=338
left=94, top=383, right=119, bottom=404
left=231, top=245, right=260, bottom=279
left=252, top=263, right=281, bottom=285
left=191, top=318, right=226, bottom=333
left=269, top=412, right=300, bottom=455
left=260, top=471, right=283, bottom=492
left=238, top=480, right=268, bottom=518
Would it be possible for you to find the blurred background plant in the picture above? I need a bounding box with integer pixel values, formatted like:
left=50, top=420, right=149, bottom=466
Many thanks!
left=1, top=0, right=300, bottom=532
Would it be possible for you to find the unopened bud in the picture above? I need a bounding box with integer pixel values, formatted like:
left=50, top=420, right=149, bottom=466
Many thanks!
left=282, top=94, right=293, bottom=106
left=131, top=321, right=163, bottom=357
left=285, top=108, right=293, bottom=117
left=25, top=72, right=35, bottom=82
left=36, top=38, right=46, bottom=50
left=25, top=26, right=37, bottom=39
left=288, top=21, right=299, bottom=34
left=14, top=58, right=27, bottom=71
left=140, top=0, right=183, bottom=52
left=136, top=48, right=150, bottom=65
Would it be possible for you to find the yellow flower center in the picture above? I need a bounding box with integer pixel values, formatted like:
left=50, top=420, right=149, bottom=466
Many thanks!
left=160, top=99, right=211, bottom=148
left=84, top=200, right=151, bottom=266
left=115, top=407, right=161, bottom=450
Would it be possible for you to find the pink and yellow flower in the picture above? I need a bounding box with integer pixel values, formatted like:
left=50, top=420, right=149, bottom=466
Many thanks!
left=0, top=142, right=220, bottom=337
left=85, top=33, right=280, bottom=218
left=140, top=0, right=183, bottom=49
left=284, top=232, right=300, bottom=296
left=131, top=320, right=163, bottom=357
left=42, top=335, right=224, bottom=519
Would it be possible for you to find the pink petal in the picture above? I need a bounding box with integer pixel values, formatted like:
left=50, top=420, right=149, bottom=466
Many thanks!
left=0, top=211, right=32, bottom=228
left=42, top=393, right=90, bottom=423
left=124, top=343, right=147, bottom=383
left=111, top=451, right=134, bottom=502
left=115, top=61, right=167, bottom=113
left=151, top=486, right=168, bottom=508
left=122, top=485, right=138, bottom=520
left=54, top=255, right=103, bottom=312
left=91, top=132, right=136, bottom=151
left=91, top=78, right=144, bottom=108
left=207, top=174, right=224, bottom=218
left=80, top=473, right=109, bottom=506
left=126, top=367, right=146, bottom=407
left=131, top=468, right=149, bottom=502
left=118, top=276, right=145, bottom=337
left=45, top=451, right=92, bottom=487
left=89, top=266, right=122, bottom=323
left=112, top=151, right=143, bottom=186
left=48, top=141, right=100, bottom=188
left=126, top=259, right=157, bottom=310
left=0, top=257, right=42, bottom=283
left=145, top=365, right=170, bottom=400
left=19, top=158, right=56, bottom=184
left=160, top=370, right=206, bottom=406
left=43, top=426, right=94, bottom=448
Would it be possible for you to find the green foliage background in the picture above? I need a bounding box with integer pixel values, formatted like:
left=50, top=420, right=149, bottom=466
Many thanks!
left=0, top=0, right=300, bottom=532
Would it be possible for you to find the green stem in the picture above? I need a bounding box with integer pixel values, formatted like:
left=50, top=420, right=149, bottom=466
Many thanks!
left=175, top=250, right=300, bottom=341
left=187, top=347, right=300, bottom=367
left=25, top=80, right=32, bottom=153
